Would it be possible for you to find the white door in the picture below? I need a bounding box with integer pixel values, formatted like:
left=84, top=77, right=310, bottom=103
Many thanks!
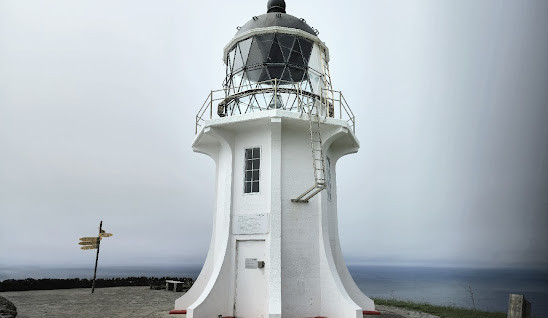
left=235, top=240, right=267, bottom=318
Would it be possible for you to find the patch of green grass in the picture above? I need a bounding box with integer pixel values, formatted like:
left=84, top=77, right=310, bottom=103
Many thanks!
left=372, top=298, right=506, bottom=318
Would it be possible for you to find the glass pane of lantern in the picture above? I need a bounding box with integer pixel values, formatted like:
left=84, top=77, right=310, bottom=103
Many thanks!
left=246, top=67, right=262, bottom=82
left=293, top=37, right=303, bottom=54
left=308, top=43, right=322, bottom=74
left=239, top=38, right=252, bottom=64
left=277, top=33, right=295, bottom=60
left=257, top=67, right=269, bottom=82
left=233, top=45, right=244, bottom=71
left=289, top=66, right=306, bottom=82
left=247, top=37, right=264, bottom=67
left=232, top=71, right=244, bottom=90
left=228, top=48, right=236, bottom=71
left=281, top=66, right=293, bottom=82
left=268, top=37, right=285, bottom=63
left=301, top=79, right=312, bottom=93
left=256, top=33, right=274, bottom=61
left=299, top=38, right=313, bottom=63
left=268, top=65, right=284, bottom=79
left=309, top=71, right=321, bottom=93
left=289, top=48, right=305, bottom=66
left=263, top=67, right=272, bottom=81
left=239, top=69, right=251, bottom=88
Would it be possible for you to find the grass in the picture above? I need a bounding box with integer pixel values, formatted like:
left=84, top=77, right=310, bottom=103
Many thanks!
left=372, top=298, right=507, bottom=318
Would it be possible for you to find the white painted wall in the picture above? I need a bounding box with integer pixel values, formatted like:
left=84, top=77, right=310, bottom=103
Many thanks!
left=232, top=122, right=271, bottom=216
left=280, top=122, right=322, bottom=317
left=175, top=110, right=375, bottom=318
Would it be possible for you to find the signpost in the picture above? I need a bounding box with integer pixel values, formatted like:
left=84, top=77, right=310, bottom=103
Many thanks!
left=80, top=245, right=98, bottom=250
left=80, top=237, right=100, bottom=242
left=78, top=221, right=113, bottom=293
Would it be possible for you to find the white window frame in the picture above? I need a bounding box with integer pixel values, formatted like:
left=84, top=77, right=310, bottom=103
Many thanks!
left=243, top=147, right=261, bottom=194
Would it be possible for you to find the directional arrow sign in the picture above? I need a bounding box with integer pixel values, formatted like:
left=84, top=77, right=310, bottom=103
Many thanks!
left=80, top=237, right=100, bottom=242
left=99, top=233, right=113, bottom=238
left=81, top=245, right=98, bottom=250
left=79, top=241, right=98, bottom=245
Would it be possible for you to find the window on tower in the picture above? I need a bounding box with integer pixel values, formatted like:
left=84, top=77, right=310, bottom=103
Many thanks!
left=244, top=147, right=260, bottom=193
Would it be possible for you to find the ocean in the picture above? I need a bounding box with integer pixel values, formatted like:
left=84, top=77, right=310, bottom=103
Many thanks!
left=349, top=265, right=548, bottom=317
left=1, top=265, right=547, bottom=317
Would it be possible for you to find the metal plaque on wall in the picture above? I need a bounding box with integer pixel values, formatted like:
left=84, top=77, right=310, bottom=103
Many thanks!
left=233, top=213, right=269, bottom=235
left=245, top=258, right=258, bottom=269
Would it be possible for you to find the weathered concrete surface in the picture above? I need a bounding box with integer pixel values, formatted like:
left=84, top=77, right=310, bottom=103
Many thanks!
left=0, top=286, right=179, bottom=318
left=0, top=287, right=439, bottom=318
left=508, top=294, right=531, bottom=318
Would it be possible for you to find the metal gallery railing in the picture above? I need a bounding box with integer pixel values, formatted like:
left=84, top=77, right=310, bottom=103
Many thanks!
left=195, top=79, right=355, bottom=134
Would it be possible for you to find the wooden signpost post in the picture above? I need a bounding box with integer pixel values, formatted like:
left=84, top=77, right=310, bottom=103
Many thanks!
left=78, top=220, right=113, bottom=294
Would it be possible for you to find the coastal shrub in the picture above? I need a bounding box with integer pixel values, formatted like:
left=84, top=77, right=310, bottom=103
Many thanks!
left=0, top=277, right=193, bottom=292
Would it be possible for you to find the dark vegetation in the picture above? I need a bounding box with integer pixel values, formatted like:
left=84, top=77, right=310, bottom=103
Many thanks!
left=0, top=277, right=193, bottom=292
left=0, top=295, right=17, bottom=318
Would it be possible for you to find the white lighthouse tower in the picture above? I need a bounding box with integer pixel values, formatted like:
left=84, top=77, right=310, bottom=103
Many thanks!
left=174, top=1, right=376, bottom=317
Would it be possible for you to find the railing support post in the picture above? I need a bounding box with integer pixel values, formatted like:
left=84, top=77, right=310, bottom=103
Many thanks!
left=320, top=88, right=323, bottom=117
left=339, top=91, right=342, bottom=119
left=274, top=78, right=277, bottom=109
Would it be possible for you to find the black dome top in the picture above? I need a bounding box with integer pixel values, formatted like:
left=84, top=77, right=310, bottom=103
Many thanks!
left=235, top=0, right=316, bottom=37
left=236, top=12, right=315, bottom=36
left=267, top=0, right=286, bottom=13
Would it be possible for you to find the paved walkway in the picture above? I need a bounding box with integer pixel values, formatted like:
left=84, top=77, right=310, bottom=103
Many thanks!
left=1, top=287, right=438, bottom=318
left=1, top=287, right=176, bottom=318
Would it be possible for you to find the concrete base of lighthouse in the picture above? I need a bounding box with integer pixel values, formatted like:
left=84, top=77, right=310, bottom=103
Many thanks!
left=175, top=110, right=375, bottom=318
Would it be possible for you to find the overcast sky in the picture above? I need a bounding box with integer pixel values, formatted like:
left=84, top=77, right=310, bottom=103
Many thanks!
left=1, top=0, right=547, bottom=273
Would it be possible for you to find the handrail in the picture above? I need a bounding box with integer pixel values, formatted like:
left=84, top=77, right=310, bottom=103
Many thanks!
left=195, top=80, right=355, bottom=134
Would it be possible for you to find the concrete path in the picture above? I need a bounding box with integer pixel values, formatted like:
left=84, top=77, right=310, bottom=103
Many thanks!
left=1, top=286, right=177, bottom=318
left=1, top=287, right=439, bottom=318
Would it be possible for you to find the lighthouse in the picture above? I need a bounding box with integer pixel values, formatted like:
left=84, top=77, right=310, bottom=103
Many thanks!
left=174, top=0, right=376, bottom=317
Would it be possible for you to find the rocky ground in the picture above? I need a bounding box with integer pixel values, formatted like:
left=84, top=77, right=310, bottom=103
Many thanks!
left=0, top=287, right=439, bottom=318
left=0, top=296, right=17, bottom=318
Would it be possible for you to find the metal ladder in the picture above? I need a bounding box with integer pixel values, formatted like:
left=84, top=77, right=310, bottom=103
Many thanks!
left=291, top=102, right=326, bottom=203
left=291, top=47, right=331, bottom=203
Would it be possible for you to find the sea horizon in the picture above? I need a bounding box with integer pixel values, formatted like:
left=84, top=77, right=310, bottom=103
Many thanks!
left=3, top=262, right=546, bottom=279
left=1, top=264, right=547, bottom=317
